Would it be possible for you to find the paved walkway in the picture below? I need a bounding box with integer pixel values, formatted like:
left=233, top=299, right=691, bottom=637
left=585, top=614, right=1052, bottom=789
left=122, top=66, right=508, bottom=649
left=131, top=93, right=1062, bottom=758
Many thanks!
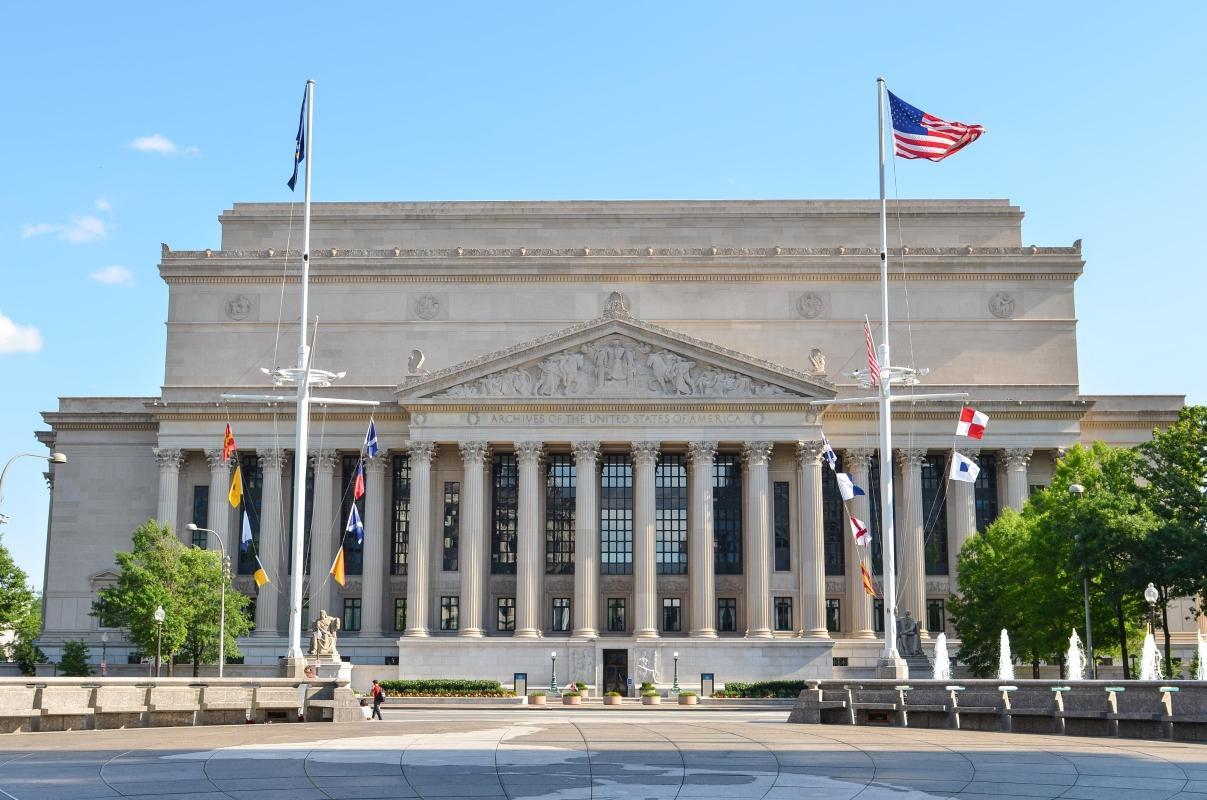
left=0, top=709, right=1203, bottom=800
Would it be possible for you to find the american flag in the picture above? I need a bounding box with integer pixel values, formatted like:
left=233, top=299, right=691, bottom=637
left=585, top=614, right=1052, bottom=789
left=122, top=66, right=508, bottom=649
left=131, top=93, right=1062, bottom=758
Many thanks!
left=864, top=318, right=881, bottom=386
left=888, top=90, right=984, bottom=162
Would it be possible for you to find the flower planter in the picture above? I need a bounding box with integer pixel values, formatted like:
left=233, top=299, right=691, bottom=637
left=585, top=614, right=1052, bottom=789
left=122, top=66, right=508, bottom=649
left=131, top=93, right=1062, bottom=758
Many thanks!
left=641, top=695, right=661, bottom=706
left=528, top=694, right=546, bottom=706
left=562, top=694, right=582, bottom=706
left=678, top=694, right=698, bottom=705
left=603, top=695, right=623, bottom=706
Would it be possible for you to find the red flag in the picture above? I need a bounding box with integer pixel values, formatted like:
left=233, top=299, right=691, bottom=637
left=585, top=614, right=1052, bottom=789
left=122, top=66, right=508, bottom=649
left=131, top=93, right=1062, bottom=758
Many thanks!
left=957, top=406, right=988, bottom=440
left=222, top=423, right=236, bottom=463
left=849, top=515, right=871, bottom=547
left=353, top=461, right=365, bottom=500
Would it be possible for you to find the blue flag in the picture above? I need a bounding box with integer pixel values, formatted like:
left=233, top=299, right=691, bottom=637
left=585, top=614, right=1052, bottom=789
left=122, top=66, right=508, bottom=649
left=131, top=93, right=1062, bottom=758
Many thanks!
left=364, top=419, right=379, bottom=458
left=346, top=504, right=364, bottom=545
left=287, top=89, right=306, bottom=191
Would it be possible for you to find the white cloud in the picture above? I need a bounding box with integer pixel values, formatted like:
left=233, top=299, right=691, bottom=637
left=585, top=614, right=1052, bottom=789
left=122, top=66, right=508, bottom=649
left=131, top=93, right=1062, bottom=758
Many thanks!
left=0, top=311, right=42, bottom=355
left=94, top=197, right=112, bottom=213
left=129, top=133, right=199, bottom=156
left=90, top=265, right=133, bottom=286
left=20, top=214, right=109, bottom=243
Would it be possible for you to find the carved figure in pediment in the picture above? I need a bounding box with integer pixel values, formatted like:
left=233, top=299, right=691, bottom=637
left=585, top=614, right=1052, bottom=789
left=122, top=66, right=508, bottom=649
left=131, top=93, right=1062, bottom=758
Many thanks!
left=692, top=366, right=721, bottom=395
left=648, top=350, right=695, bottom=395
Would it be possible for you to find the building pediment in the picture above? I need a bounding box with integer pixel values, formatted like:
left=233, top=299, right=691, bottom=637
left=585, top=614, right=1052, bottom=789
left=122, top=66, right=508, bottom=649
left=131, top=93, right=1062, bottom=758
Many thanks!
left=397, top=299, right=835, bottom=402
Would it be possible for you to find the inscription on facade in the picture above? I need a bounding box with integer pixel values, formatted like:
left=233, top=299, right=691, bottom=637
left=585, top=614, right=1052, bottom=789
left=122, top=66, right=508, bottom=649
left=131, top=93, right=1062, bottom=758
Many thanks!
left=475, top=412, right=748, bottom=427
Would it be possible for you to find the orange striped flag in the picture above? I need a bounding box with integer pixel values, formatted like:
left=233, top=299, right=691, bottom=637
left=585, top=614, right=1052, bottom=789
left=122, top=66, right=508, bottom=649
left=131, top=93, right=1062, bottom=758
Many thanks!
left=222, top=423, right=236, bottom=463
left=861, top=562, right=876, bottom=597
left=330, top=547, right=346, bottom=586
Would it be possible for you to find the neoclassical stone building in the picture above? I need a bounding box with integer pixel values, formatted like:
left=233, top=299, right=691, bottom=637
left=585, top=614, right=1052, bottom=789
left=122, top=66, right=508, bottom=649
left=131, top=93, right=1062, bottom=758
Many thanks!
left=37, top=200, right=1196, bottom=685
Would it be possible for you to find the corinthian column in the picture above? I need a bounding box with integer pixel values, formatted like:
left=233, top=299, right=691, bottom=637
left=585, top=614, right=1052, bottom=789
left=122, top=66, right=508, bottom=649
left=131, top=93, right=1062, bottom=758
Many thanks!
left=895, top=449, right=927, bottom=637
left=1004, top=448, right=1032, bottom=511
left=631, top=441, right=661, bottom=639
left=571, top=441, right=600, bottom=639
left=845, top=449, right=876, bottom=638
left=254, top=449, right=287, bottom=636
left=405, top=442, right=436, bottom=637
left=796, top=442, right=828, bottom=638
left=742, top=441, right=774, bottom=638
left=360, top=451, right=389, bottom=636
left=458, top=441, right=490, bottom=637
left=205, top=449, right=232, bottom=561
left=688, top=441, right=718, bottom=638
left=948, top=448, right=979, bottom=591
left=514, top=441, right=544, bottom=638
left=307, top=450, right=338, bottom=619
left=154, top=448, right=185, bottom=535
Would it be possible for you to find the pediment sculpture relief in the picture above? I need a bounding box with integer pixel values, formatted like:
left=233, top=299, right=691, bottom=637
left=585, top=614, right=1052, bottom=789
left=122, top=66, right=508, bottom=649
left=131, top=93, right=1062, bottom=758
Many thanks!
left=439, top=335, right=795, bottom=399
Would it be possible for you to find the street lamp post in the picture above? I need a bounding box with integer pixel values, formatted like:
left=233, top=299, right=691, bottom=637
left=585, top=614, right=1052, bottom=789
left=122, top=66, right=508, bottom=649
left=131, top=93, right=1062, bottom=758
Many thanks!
left=153, top=605, right=165, bottom=678
left=187, top=523, right=228, bottom=677
left=1068, top=483, right=1096, bottom=680
left=100, top=632, right=108, bottom=677
left=0, top=452, right=67, bottom=520
left=671, top=651, right=681, bottom=695
left=549, top=651, right=558, bottom=695
left=1144, top=582, right=1159, bottom=634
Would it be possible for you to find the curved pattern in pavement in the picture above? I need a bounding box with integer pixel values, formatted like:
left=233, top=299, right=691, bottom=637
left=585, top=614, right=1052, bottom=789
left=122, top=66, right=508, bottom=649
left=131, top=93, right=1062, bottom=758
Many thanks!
left=0, top=710, right=1203, bottom=800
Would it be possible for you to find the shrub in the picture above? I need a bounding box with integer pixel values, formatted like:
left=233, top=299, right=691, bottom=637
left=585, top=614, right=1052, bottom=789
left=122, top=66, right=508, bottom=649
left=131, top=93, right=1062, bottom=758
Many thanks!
left=640, top=681, right=654, bottom=691
left=529, top=691, right=546, bottom=697
left=605, top=691, right=621, bottom=697
left=563, top=690, right=580, bottom=697
left=575, top=681, right=587, bottom=690
left=59, top=640, right=92, bottom=677
left=377, top=679, right=511, bottom=697
left=641, top=689, right=658, bottom=697
left=709, top=680, right=805, bottom=698
left=678, top=690, right=696, bottom=697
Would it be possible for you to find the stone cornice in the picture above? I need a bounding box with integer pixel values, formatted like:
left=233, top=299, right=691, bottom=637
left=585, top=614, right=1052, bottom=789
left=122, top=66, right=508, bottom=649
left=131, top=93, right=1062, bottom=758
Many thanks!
left=405, top=402, right=816, bottom=413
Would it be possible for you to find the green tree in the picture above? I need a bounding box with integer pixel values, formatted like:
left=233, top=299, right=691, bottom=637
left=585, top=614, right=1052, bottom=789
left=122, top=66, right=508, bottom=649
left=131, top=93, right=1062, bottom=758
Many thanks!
left=1135, top=405, right=1207, bottom=668
left=1030, top=443, right=1156, bottom=677
left=9, top=600, right=46, bottom=675
left=94, top=520, right=253, bottom=677
left=0, top=533, right=41, bottom=674
left=59, top=640, right=91, bottom=676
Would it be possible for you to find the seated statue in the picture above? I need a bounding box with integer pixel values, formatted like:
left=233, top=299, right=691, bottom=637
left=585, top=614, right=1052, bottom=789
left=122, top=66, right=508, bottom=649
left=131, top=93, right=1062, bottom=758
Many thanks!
left=896, top=612, right=923, bottom=657
left=308, top=609, right=341, bottom=658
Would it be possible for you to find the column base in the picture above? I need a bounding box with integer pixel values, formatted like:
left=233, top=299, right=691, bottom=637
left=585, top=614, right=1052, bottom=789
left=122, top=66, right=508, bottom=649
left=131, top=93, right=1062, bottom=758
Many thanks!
left=403, top=628, right=430, bottom=638
left=513, top=628, right=541, bottom=639
left=874, top=655, right=909, bottom=679
left=745, top=628, right=773, bottom=639
left=459, top=628, right=485, bottom=638
left=803, top=628, right=831, bottom=639
left=851, top=629, right=877, bottom=639
left=252, top=629, right=281, bottom=638
left=689, top=629, right=717, bottom=638
left=571, top=628, right=598, bottom=640
left=633, top=628, right=659, bottom=639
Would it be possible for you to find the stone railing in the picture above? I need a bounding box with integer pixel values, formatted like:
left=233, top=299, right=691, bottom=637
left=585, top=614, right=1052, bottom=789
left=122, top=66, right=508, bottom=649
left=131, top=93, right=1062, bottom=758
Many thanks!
left=788, top=679, right=1207, bottom=742
left=0, top=676, right=362, bottom=733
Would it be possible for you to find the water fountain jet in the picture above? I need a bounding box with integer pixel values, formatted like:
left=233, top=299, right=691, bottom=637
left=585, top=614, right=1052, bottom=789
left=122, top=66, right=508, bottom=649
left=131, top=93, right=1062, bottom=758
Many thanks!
left=997, top=629, right=1015, bottom=681
left=1067, top=630, right=1086, bottom=681
left=932, top=633, right=951, bottom=681
left=1139, top=630, right=1162, bottom=681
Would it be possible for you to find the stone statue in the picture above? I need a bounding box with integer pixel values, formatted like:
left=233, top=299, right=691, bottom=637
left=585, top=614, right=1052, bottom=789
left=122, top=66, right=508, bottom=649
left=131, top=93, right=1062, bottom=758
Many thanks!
left=896, top=612, right=922, bottom=657
left=309, top=609, right=341, bottom=658
left=408, top=348, right=427, bottom=374
left=809, top=348, right=826, bottom=375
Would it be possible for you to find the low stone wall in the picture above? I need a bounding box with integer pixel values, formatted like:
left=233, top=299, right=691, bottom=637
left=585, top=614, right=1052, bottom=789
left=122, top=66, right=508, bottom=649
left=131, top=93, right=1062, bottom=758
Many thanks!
left=0, top=676, right=362, bottom=733
left=788, top=679, right=1207, bottom=742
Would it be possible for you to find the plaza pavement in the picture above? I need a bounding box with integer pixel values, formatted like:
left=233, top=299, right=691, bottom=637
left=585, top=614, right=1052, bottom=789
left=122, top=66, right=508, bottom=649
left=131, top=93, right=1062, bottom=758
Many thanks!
left=0, top=708, right=1203, bottom=800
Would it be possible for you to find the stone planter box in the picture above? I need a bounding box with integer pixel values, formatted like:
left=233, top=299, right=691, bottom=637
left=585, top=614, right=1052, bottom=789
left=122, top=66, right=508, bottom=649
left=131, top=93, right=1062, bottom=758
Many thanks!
left=603, top=695, right=623, bottom=706
left=528, top=694, right=546, bottom=706
left=642, top=695, right=661, bottom=706
left=678, top=694, right=698, bottom=705
left=562, top=695, right=581, bottom=706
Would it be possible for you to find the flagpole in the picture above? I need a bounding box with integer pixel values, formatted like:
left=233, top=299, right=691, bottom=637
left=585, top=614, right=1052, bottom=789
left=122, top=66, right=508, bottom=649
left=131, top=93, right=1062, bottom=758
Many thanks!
left=876, top=77, right=904, bottom=674
left=287, top=79, right=315, bottom=664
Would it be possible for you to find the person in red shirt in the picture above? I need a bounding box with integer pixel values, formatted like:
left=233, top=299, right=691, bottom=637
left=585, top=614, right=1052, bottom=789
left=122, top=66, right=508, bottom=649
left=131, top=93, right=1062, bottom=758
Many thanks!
left=370, top=679, right=385, bottom=720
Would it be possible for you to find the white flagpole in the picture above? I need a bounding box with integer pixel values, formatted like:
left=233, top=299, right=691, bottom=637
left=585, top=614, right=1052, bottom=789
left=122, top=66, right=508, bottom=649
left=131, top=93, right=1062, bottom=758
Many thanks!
left=287, top=79, right=315, bottom=663
left=876, top=77, right=903, bottom=670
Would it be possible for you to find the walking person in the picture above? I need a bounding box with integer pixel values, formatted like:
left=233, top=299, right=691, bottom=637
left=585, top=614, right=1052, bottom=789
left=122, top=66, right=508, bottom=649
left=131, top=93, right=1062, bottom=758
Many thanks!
left=370, top=679, right=385, bottom=720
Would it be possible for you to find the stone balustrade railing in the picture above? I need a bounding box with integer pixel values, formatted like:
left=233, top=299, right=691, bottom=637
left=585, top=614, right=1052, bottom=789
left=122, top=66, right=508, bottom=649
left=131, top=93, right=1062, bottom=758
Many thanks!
left=788, top=679, right=1207, bottom=742
left=0, top=676, right=362, bottom=733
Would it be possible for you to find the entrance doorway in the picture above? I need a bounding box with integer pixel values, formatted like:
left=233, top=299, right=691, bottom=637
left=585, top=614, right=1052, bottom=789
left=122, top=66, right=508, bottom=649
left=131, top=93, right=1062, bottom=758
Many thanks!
left=602, top=649, right=628, bottom=695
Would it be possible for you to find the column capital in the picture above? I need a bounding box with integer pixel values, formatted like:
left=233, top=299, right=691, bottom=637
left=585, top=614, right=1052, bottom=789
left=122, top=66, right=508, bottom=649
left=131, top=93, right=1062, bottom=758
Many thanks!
left=687, top=441, right=718, bottom=464
left=364, top=451, right=389, bottom=474
left=571, top=440, right=601, bottom=463
left=1005, top=448, right=1033, bottom=470
left=844, top=448, right=875, bottom=471
left=310, top=449, right=338, bottom=473
left=951, top=448, right=980, bottom=463
left=459, top=440, right=490, bottom=465
left=154, top=448, right=185, bottom=471
left=631, top=441, right=660, bottom=465
left=895, top=449, right=927, bottom=470
left=514, top=441, right=545, bottom=465
left=408, top=441, right=437, bottom=464
left=795, top=440, right=826, bottom=466
left=741, top=441, right=774, bottom=467
left=205, top=449, right=230, bottom=471
left=257, top=448, right=289, bottom=472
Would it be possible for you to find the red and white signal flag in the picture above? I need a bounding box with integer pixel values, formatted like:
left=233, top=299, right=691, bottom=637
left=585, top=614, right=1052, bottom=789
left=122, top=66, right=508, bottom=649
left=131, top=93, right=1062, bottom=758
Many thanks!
left=956, top=406, right=988, bottom=440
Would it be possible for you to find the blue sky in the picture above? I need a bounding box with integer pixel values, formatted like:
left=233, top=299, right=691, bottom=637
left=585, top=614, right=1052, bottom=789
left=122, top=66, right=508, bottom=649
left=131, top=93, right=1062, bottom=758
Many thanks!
left=1, top=2, right=1203, bottom=590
